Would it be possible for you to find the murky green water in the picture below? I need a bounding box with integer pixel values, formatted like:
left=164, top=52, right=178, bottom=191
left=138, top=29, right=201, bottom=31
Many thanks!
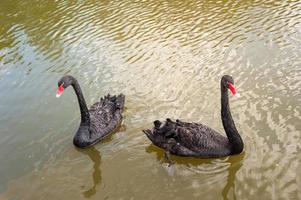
left=0, top=0, right=300, bottom=199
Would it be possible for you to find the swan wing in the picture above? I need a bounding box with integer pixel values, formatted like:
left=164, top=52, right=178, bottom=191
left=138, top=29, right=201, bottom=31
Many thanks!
left=143, top=119, right=231, bottom=157
left=89, top=94, right=125, bottom=138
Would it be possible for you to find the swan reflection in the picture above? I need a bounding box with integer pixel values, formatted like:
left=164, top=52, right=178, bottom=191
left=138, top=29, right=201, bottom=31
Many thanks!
left=77, top=147, right=102, bottom=198
left=146, top=145, right=244, bottom=199
left=222, top=153, right=244, bottom=200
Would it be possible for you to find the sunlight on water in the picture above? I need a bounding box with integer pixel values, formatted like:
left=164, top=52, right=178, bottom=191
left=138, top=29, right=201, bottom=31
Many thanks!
left=0, top=0, right=300, bottom=199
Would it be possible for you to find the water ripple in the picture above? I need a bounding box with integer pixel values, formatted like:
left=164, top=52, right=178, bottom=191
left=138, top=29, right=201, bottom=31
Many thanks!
left=0, top=0, right=300, bottom=199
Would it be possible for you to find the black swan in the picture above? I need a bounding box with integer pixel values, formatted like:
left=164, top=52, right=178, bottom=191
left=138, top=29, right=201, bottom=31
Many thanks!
left=143, top=75, right=243, bottom=159
left=56, top=75, right=125, bottom=148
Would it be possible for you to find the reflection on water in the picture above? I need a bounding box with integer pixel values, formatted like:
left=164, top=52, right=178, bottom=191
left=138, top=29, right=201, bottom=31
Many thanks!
left=147, top=145, right=245, bottom=200
left=78, top=147, right=102, bottom=198
left=222, top=154, right=244, bottom=200
left=0, top=0, right=300, bottom=199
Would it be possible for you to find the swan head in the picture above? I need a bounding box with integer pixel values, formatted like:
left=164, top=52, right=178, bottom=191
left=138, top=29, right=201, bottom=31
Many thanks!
left=222, top=75, right=240, bottom=97
left=56, top=75, right=74, bottom=98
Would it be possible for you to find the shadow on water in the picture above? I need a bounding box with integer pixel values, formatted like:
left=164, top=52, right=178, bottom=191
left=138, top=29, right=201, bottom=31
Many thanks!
left=146, top=145, right=244, bottom=199
left=76, top=147, right=102, bottom=198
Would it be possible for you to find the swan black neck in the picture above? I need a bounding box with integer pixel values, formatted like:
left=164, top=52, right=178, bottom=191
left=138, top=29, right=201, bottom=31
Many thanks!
left=221, top=82, right=243, bottom=154
left=71, top=78, right=90, bottom=125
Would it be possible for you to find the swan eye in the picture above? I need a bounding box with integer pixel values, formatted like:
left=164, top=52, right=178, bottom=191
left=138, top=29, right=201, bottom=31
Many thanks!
left=56, top=84, right=64, bottom=98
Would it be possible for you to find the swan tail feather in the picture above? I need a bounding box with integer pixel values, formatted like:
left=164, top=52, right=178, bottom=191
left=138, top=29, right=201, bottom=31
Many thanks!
left=154, top=120, right=162, bottom=129
left=143, top=128, right=167, bottom=148
left=143, top=119, right=180, bottom=145
left=143, top=129, right=155, bottom=142
left=100, top=93, right=125, bottom=111
left=116, top=94, right=125, bottom=110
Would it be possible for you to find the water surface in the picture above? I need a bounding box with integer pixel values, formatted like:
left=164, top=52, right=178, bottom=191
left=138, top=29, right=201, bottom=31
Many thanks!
left=0, top=0, right=300, bottom=199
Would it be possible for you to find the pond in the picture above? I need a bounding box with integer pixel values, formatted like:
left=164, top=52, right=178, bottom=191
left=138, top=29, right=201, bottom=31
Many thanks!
left=0, top=0, right=300, bottom=199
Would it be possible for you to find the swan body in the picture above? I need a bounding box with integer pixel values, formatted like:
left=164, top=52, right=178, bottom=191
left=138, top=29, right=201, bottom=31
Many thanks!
left=56, top=75, right=125, bottom=148
left=143, top=75, right=243, bottom=158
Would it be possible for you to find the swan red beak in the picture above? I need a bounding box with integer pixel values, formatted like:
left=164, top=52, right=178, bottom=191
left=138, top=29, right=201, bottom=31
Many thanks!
left=228, top=83, right=240, bottom=97
left=56, top=84, right=64, bottom=98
